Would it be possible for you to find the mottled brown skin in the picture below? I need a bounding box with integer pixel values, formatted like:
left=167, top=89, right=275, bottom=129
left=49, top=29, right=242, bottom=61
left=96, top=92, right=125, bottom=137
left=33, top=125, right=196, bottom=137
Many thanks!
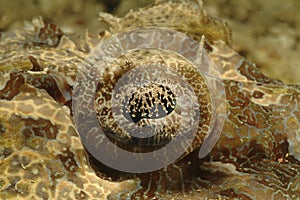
left=0, top=1, right=300, bottom=200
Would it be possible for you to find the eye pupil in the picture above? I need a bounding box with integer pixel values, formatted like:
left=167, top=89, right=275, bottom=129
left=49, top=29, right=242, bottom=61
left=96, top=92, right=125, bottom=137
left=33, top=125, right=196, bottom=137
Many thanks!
left=123, top=84, right=177, bottom=123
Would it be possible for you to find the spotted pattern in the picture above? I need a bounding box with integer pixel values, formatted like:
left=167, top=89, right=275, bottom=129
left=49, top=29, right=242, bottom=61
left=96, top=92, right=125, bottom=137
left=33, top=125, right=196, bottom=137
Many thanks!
left=0, top=0, right=300, bottom=200
left=124, top=84, right=176, bottom=123
left=91, top=48, right=213, bottom=155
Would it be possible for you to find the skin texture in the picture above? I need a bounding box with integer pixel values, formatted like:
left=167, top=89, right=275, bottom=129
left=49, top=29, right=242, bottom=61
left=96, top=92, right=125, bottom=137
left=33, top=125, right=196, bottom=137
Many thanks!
left=0, top=0, right=300, bottom=199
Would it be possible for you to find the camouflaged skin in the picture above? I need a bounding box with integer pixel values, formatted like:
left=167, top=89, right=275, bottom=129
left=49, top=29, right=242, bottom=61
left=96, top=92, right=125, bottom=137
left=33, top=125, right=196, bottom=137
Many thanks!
left=0, top=1, right=300, bottom=199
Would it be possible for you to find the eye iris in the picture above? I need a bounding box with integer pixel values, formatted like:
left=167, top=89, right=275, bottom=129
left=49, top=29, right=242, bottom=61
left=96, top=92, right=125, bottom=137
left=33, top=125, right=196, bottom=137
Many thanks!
left=123, top=84, right=177, bottom=124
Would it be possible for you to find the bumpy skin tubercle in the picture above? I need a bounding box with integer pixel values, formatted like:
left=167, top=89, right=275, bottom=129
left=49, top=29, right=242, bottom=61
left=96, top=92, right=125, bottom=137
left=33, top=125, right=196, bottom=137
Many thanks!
left=0, top=1, right=300, bottom=199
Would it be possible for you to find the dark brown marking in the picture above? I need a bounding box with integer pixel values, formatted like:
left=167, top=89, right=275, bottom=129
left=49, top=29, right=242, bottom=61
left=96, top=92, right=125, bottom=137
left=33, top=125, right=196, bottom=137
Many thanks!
left=58, top=147, right=79, bottom=172
left=252, top=90, right=264, bottom=99
left=0, top=73, right=25, bottom=100
left=28, top=56, right=42, bottom=71
left=238, top=60, right=281, bottom=84
left=237, top=109, right=257, bottom=127
left=35, top=17, right=63, bottom=47
left=75, top=190, right=89, bottom=200
left=2, top=147, right=13, bottom=158
left=22, top=118, right=58, bottom=140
